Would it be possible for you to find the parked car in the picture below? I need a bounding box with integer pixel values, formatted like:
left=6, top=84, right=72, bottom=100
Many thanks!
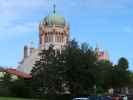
left=72, top=97, right=90, bottom=100
left=89, top=96, right=112, bottom=100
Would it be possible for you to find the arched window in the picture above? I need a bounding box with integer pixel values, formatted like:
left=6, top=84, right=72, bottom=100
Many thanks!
left=48, top=34, right=50, bottom=42
left=45, top=34, right=48, bottom=42
left=51, top=36, right=53, bottom=42
left=49, top=34, right=51, bottom=42
left=57, top=35, right=60, bottom=42
left=61, top=34, right=63, bottom=42
left=50, top=34, right=53, bottom=42
left=55, top=35, right=57, bottom=42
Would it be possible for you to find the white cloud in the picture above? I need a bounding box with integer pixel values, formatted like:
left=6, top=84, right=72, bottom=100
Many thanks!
left=0, top=0, right=50, bottom=39
left=0, top=22, right=38, bottom=39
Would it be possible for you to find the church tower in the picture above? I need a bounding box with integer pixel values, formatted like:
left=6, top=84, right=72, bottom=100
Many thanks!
left=39, top=5, right=69, bottom=50
left=17, top=4, right=70, bottom=74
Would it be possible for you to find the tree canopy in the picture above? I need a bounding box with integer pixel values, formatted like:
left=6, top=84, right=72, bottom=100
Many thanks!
left=30, top=40, right=132, bottom=97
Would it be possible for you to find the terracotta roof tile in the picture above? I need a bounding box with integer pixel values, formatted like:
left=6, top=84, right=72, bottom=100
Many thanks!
left=5, top=68, right=32, bottom=78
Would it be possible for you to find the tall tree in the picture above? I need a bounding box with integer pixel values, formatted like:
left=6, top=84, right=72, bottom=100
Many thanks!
left=112, top=57, right=130, bottom=89
left=31, top=40, right=98, bottom=96
left=62, top=41, right=98, bottom=95
left=31, top=45, right=65, bottom=96
left=96, top=60, right=113, bottom=92
left=31, top=40, right=132, bottom=96
left=117, top=57, right=129, bottom=70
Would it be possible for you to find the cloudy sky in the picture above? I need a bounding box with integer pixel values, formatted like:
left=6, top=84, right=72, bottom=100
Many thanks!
left=0, top=0, right=133, bottom=69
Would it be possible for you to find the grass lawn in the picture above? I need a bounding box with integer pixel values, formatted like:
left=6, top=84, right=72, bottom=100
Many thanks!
left=0, top=97, right=40, bottom=100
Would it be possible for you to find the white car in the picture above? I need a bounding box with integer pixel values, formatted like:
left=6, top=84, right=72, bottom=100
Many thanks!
left=72, top=97, right=89, bottom=100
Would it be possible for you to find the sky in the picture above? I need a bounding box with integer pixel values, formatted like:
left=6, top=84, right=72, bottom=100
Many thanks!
left=0, top=0, right=133, bottom=69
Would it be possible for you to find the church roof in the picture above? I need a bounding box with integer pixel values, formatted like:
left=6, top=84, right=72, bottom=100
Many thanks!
left=0, top=68, right=32, bottom=78
left=5, top=68, right=32, bottom=78
left=44, top=12, right=66, bottom=27
left=17, top=48, right=40, bottom=74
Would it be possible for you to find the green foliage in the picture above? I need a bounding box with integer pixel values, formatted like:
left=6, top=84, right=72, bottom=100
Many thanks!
left=63, top=41, right=97, bottom=95
left=96, top=60, right=113, bottom=90
left=0, top=85, right=11, bottom=97
left=0, top=72, right=32, bottom=98
left=31, top=46, right=64, bottom=97
left=30, top=40, right=132, bottom=97
left=2, top=73, right=12, bottom=86
left=111, top=57, right=130, bottom=88
left=0, top=97, right=40, bottom=100
left=0, top=72, right=12, bottom=96
left=31, top=40, right=98, bottom=96
left=117, top=57, right=129, bottom=70
left=10, top=78, right=32, bottom=98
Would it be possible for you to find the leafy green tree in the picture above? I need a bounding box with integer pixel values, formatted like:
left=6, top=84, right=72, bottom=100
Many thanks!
left=31, top=40, right=98, bottom=96
left=2, top=72, right=12, bottom=84
left=10, top=78, right=32, bottom=97
left=0, top=72, right=12, bottom=96
left=30, top=40, right=132, bottom=97
left=96, top=60, right=113, bottom=92
left=31, top=45, right=65, bottom=97
left=111, top=57, right=130, bottom=90
left=63, top=41, right=98, bottom=95
left=117, top=57, right=129, bottom=70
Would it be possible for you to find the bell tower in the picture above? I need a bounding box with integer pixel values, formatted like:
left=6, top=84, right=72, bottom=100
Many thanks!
left=39, top=4, right=69, bottom=50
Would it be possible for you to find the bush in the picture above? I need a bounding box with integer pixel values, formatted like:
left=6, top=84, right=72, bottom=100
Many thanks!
left=0, top=83, right=12, bottom=96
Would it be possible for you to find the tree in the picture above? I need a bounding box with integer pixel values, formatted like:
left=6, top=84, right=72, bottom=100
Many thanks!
left=96, top=60, right=113, bottom=92
left=63, top=41, right=98, bottom=95
left=30, top=40, right=132, bottom=97
left=31, top=40, right=99, bottom=96
left=111, top=57, right=130, bottom=92
left=0, top=72, right=12, bottom=96
left=117, top=57, right=129, bottom=70
left=10, top=78, right=32, bottom=97
left=31, top=45, right=65, bottom=97
left=81, top=42, right=90, bottom=53
left=2, top=72, right=12, bottom=86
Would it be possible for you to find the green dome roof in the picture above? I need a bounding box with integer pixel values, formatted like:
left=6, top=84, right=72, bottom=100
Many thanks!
left=44, top=12, right=66, bottom=27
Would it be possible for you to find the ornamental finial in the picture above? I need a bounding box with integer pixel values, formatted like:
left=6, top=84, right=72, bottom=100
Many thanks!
left=53, top=3, right=56, bottom=14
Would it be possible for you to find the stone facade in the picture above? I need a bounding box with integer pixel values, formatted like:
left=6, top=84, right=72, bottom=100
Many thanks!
left=17, top=6, right=109, bottom=74
left=17, top=8, right=69, bottom=74
left=39, top=20, right=69, bottom=50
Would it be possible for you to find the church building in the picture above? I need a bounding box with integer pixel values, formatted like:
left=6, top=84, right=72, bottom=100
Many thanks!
left=17, top=5, right=69, bottom=74
left=17, top=5, right=109, bottom=74
left=0, top=4, right=109, bottom=78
